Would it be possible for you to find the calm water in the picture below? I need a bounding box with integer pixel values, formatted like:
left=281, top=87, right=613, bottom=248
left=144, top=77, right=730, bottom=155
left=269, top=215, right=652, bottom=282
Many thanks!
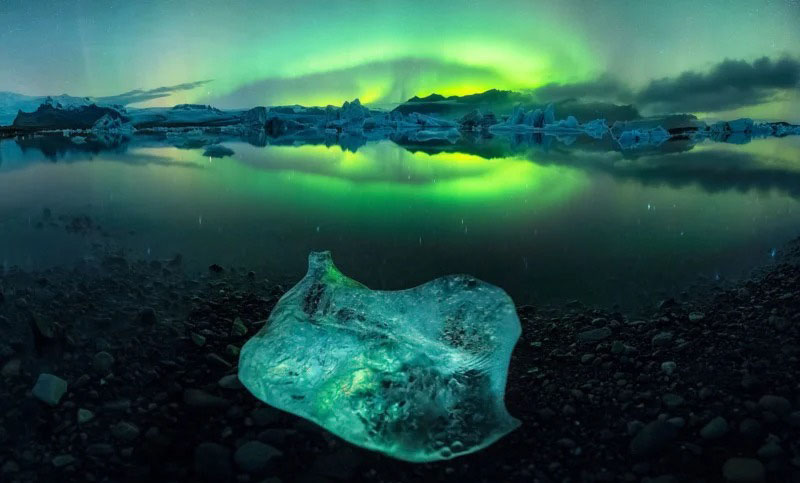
left=1, top=132, right=798, bottom=310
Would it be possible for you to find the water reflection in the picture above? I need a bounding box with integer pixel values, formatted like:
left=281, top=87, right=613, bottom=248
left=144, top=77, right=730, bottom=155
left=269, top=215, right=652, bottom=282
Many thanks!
left=0, top=129, right=798, bottom=310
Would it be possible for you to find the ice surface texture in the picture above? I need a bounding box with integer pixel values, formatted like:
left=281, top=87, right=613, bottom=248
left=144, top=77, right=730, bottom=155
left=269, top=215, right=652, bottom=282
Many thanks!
left=239, top=252, right=521, bottom=462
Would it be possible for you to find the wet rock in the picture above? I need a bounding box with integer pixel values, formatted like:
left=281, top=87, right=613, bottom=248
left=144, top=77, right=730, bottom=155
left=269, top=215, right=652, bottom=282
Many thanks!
left=577, top=327, right=612, bottom=342
left=722, top=457, right=765, bottom=483
left=234, top=441, right=282, bottom=474
left=662, top=393, right=684, bottom=408
left=111, top=421, right=140, bottom=442
left=93, top=351, right=114, bottom=374
left=1, top=358, right=20, bottom=377
left=700, top=416, right=728, bottom=440
left=630, top=420, right=677, bottom=458
left=191, top=332, right=206, bottom=347
left=86, top=443, right=114, bottom=456
left=661, top=361, right=676, bottom=375
left=757, top=440, right=784, bottom=460
left=138, top=307, right=157, bottom=325
left=738, top=418, right=762, bottom=438
left=51, top=454, right=76, bottom=468
left=77, top=408, right=94, bottom=424
left=652, top=332, right=674, bottom=347
left=32, top=373, right=68, bottom=406
left=183, top=388, right=230, bottom=408
left=194, top=442, right=232, bottom=481
left=218, top=374, right=243, bottom=390
left=758, top=395, right=791, bottom=416
left=230, top=317, right=247, bottom=337
left=688, top=311, right=705, bottom=322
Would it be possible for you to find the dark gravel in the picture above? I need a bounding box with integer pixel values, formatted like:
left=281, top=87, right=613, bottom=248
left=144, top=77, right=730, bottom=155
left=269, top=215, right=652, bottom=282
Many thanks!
left=1, top=240, right=799, bottom=482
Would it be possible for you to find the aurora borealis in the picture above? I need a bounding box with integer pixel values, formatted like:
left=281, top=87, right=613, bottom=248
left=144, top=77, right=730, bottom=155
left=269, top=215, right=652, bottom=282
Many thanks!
left=1, top=0, right=799, bottom=119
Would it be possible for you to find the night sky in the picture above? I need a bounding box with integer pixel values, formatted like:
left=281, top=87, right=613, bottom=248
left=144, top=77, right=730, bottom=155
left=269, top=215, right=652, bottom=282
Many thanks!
left=1, top=0, right=798, bottom=119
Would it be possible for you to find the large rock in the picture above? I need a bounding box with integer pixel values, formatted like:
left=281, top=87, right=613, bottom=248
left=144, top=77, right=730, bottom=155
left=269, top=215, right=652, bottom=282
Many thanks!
left=233, top=441, right=282, bottom=474
left=238, top=251, right=521, bottom=462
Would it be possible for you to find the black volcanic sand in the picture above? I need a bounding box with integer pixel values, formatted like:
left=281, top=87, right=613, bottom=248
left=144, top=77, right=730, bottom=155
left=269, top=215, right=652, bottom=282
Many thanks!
left=1, top=238, right=799, bottom=483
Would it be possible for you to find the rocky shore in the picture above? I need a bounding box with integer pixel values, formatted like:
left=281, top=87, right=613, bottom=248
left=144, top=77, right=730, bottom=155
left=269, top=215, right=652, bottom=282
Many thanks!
left=0, top=239, right=798, bottom=482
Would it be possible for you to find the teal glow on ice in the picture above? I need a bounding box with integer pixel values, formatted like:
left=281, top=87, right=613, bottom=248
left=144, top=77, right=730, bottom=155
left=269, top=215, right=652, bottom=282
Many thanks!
left=238, top=252, right=521, bottom=462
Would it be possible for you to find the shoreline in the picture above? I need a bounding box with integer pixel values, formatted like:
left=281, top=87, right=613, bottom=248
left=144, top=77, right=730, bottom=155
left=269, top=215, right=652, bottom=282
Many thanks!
left=0, top=239, right=798, bottom=482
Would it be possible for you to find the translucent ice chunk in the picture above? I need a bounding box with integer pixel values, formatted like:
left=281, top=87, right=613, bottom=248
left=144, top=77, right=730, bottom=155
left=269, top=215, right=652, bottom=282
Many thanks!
left=238, top=252, right=521, bottom=462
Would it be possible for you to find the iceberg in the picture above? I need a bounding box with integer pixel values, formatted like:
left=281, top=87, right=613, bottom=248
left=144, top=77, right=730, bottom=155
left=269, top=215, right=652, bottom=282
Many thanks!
left=238, top=252, right=521, bottom=462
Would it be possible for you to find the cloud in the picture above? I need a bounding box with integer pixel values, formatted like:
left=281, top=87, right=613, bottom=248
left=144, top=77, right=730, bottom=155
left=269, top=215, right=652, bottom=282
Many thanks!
left=98, top=80, right=213, bottom=105
left=531, top=56, right=800, bottom=114
left=530, top=74, right=632, bottom=103
left=203, top=58, right=510, bottom=108
left=637, top=56, right=800, bottom=112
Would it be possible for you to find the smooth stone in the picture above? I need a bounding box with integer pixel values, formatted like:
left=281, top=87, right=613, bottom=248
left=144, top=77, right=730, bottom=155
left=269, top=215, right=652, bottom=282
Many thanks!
left=93, top=351, right=115, bottom=374
left=234, top=441, right=283, bottom=474
left=231, top=317, right=247, bottom=337
left=757, top=440, right=784, bottom=460
left=218, top=374, right=244, bottom=390
left=688, top=312, right=705, bottom=322
left=722, top=458, right=765, bottom=483
left=77, top=408, right=94, bottom=424
left=183, top=388, right=230, bottom=408
left=700, top=416, right=728, bottom=440
left=652, top=332, right=674, bottom=347
left=630, top=420, right=677, bottom=458
left=194, top=442, right=232, bottom=481
left=1, top=358, right=21, bottom=377
left=739, top=418, right=762, bottom=438
left=51, top=454, right=76, bottom=468
left=577, top=327, right=612, bottom=342
left=662, top=393, right=684, bottom=408
left=191, top=332, right=206, bottom=347
left=32, top=373, right=68, bottom=406
left=758, top=395, right=791, bottom=416
left=111, top=421, right=140, bottom=442
left=661, top=361, right=677, bottom=375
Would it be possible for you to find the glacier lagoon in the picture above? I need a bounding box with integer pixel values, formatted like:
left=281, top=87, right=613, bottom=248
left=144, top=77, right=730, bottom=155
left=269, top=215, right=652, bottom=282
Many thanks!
left=1, top=132, right=799, bottom=310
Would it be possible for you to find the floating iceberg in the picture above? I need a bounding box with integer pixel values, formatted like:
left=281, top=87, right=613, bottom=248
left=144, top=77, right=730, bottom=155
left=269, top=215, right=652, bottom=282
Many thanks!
left=238, top=252, right=521, bottom=462
left=615, top=126, right=670, bottom=149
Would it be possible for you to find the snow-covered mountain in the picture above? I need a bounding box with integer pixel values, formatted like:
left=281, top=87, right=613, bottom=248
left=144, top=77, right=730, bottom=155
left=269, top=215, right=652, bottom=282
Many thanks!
left=0, top=92, right=99, bottom=125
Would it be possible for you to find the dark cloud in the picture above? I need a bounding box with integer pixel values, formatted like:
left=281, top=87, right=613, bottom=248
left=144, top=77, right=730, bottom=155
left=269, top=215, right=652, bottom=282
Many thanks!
left=531, top=56, right=800, bottom=114
left=98, top=80, right=213, bottom=105
left=637, top=56, right=800, bottom=112
left=530, top=74, right=632, bottom=103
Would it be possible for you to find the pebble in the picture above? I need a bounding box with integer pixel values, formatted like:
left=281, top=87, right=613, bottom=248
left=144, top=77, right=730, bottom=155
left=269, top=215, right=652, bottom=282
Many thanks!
left=77, top=408, right=94, bottom=424
left=32, top=373, right=68, bottom=406
left=194, top=442, right=232, bottom=480
left=757, top=440, right=784, bottom=460
left=630, top=420, right=677, bottom=458
left=1, top=358, right=20, bottom=377
left=688, top=311, right=705, bottom=322
left=721, top=457, right=765, bottom=483
left=660, top=361, right=677, bottom=375
left=758, top=395, right=791, bottom=416
left=652, top=332, right=674, bottom=347
left=51, top=454, right=76, bottom=468
left=138, top=307, right=157, bottom=325
left=577, top=327, right=612, bottom=342
left=183, top=388, right=231, bottom=408
left=738, top=418, right=762, bottom=438
left=661, top=393, right=684, bottom=408
left=231, top=317, right=248, bottom=337
left=218, top=374, right=244, bottom=390
left=111, top=421, right=140, bottom=442
left=190, top=332, right=206, bottom=347
left=700, top=416, right=728, bottom=440
left=93, top=351, right=115, bottom=374
left=234, top=441, right=283, bottom=474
